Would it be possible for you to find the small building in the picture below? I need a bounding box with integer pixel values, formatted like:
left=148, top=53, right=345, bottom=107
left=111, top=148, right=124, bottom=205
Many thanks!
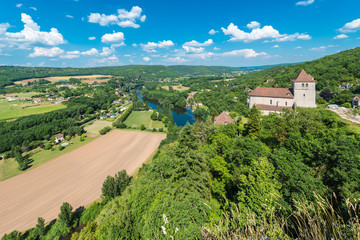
left=33, top=98, right=46, bottom=104
left=352, top=96, right=360, bottom=108
left=214, top=111, right=235, bottom=125
left=54, top=133, right=64, bottom=143
left=266, top=79, right=274, bottom=83
left=244, top=87, right=252, bottom=92
left=6, top=96, right=20, bottom=101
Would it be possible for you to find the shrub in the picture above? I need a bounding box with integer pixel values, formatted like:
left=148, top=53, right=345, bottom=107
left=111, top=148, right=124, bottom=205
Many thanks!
left=159, top=128, right=164, bottom=132
left=99, top=126, right=112, bottom=135
left=44, top=142, right=52, bottom=150
left=140, top=124, right=146, bottom=130
left=342, top=102, right=352, bottom=108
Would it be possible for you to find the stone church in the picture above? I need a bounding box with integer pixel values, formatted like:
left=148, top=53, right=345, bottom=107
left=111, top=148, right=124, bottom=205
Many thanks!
left=248, top=69, right=316, bottom=115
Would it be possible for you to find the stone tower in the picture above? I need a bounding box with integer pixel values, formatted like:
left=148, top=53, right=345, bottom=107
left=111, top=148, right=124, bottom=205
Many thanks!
left=291, top=69, right=316, bottom=108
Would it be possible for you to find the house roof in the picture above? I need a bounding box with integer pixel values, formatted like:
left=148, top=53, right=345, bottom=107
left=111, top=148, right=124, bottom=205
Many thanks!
left=292, top=69, right=315, bottom=82
left=54, top=133, right=64, bottom=138
left=255, top=104, right=293, bottom=112
left=214, top=111, right=235, bottom=125
left=248, top=87, right=294, bottom=99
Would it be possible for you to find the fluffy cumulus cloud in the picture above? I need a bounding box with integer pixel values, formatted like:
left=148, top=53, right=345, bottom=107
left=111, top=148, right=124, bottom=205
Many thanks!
left=100, top=47, right=114, bottom=56
left=29, top=47, right=64, bottom=57
left=334, top=34, right=349, bottom=39
left=221, top=22, right=311, bottom=42
left=222, top=49, right=267, bottom=58
left=60, top=50, right=81, bottom=59
left=81, top=48, right=99, bottom=55
left=140, top=40, right=174, bottom=53
left=182, top=46, right=205, bottom=53
left=209, top=29, right=218, bottom=35
left=0, top=13, right=65, bottom=48
left=143, top=56, right=151, bottom=62
left=339, top=18, right=360, bottom=33
left=247, top=21, right=260, bottom=29
left=183, top=39, right=213, bottom=47
left=88, top=6, right=146, bottom=28
left=101, top=32, right=125, bottom=45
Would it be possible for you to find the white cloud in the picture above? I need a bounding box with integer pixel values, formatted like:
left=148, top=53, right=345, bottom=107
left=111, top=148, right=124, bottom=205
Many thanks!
left=213, top=47, right=220, bottom=50
left=310, top=45, right=337, bottom=51
left=167, top=56, right=189, bottom=63
left=100, top=47, right=114, bottom=56
left=339, top=18, right=360, bottom=33
left=16, top=4, right=23, bottom=8
left=143, top=56, right=151, bottom=62
left=132, top=43, right=138, bottom=47
left=30, top=7, right=37, bottom=11
left=209, top=29, right=218, bottom=35
left=39, top=62, right=45, bottom=67
left=88, top=36, right=96, bottom=40
left=140, top=40, right=174, bottom=52
left=81, top=48, right=98, bottom=55
left=66, top=15, right=74, bottom=19
left=334, top=34, right=349, bottom=39
left=222, top=49, right=267, bottom=58
left=247, top=21, right=260, bottom=29
left=273, top=45, right=279, bottom=48
left=295, top=46, right=302, bottom=49
left=0, top=13, right=66, bottom=47
left=60, top=51, right=80, bottom=59
left=94, top=55, right=119, bottom=65
left=182, top=46, right=204, bottom=53
left=222, top=22, right=311, bottom=42
left=101, top=32, right=125, bottom=44
left=183, top=39, right=213, bottom=47
left=29, top=47, right=64, bottom=57
left=88, top=6, right=145, bottom=28
left=296, top=0, right=315, bottom=6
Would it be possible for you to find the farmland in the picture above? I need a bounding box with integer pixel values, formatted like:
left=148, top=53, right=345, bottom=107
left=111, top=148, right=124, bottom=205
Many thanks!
left=16, top=75, right=112, bottom=85
left=0, top=130, right=166, bottom=235
left=124, top=110, right=165, bottom=130
left=0, top=100, right=66, bottom=121
left=84, top=120, right=113, bottom=135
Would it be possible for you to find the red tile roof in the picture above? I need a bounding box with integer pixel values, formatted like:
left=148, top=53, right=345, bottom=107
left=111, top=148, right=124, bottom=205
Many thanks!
left=292, top=69, right=315, bottom=82
left=248, top=87, right=294, bottom=98
left=255, top=104, right=293, bottom=111
left=214, top=111, right=235, bottom=125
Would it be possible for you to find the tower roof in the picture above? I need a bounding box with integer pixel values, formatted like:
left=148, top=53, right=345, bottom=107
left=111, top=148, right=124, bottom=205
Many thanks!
left=292, top=69, right=315, bottom=82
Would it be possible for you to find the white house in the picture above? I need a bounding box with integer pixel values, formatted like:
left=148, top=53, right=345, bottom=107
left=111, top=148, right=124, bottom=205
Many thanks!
left=248, top=69, right=317, bottom=115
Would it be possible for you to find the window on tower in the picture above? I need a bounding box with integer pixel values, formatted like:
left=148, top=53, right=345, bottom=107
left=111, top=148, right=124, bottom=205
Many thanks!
left=270, top=100, right=272, bottom=104
left=302, top=83, right=304, bottom=87
left=306, top=83, right=308, bottom=87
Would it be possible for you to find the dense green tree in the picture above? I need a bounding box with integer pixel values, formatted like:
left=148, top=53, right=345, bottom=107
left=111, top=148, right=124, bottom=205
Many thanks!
left=101, top=170, right=131, bottom=199
left=58, top=202, right=74, bottom=228
left=246, top=105, right=261, bottom=139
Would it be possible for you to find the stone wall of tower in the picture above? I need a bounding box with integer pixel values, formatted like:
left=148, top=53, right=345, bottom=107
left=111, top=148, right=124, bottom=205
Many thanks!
left=292, top=82, right=316, bottom=107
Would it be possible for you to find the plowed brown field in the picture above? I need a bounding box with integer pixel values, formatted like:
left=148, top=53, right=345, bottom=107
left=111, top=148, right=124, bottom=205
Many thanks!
left=0, top=130, right=165, bottom=235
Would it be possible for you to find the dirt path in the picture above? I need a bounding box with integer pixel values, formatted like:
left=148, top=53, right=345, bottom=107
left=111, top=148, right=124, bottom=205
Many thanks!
left=0, top=130, right=165, bottom=236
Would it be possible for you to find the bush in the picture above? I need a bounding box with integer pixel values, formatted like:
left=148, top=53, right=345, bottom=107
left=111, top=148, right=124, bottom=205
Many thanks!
left=140, top=124, right=146, bottom=130
left=152, top=128, right=157, bottom=132
left=44, top=142, right=52, bottom=150
left=342, top=102, right=352, bottom=108
left=159, top=128, right=164, bottom=132
left=58, top=145, right=64, bottom=151
left=117, top=123, right=127, bottom=129
left=99, top=126, right=112, bottom=135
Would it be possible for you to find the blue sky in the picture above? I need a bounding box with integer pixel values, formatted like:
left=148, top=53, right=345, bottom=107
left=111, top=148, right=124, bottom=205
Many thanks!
left=0, top=0, right=360, bottom=67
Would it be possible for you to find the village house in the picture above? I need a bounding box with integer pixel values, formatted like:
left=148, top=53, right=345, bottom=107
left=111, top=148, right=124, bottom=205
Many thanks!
left=352, top=96, right=360, bottom=108
left=6, top=96, right=20, bottom=101
left=248, top=69, right=317, bottom=115
left=33, top=98, right=46, bottom=104
left=214, top=111, right=235, bottom=125
left=54, top=133, right=64, bottom=143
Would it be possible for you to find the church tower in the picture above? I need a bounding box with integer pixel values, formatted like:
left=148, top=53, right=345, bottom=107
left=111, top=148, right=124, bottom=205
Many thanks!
left=291, top=69, right=316, bottom=108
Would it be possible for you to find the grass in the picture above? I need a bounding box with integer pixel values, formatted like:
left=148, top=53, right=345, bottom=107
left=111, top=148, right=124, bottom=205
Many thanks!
left=0, top=100, right=66, bottom=121
left=0, top=92, right=38, bottom=98
left=124, top=111, right=165, bottom=130
left=131, top=148, right=158, bottom=179
left=0, top=135, right=98, bottom=181
left=84, top=120, right=113, bottom=135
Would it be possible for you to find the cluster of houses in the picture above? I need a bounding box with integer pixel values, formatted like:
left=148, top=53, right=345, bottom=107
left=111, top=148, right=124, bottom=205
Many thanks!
left=5, top=96, right=66, bottom=104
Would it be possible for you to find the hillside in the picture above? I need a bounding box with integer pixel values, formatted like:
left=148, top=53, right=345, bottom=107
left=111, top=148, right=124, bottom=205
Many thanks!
left=0, top=65, right=240, bottom=88
left=237, top=47, right=360, bottom=91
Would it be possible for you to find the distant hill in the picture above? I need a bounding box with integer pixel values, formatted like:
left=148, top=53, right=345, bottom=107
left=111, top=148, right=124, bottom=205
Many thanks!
left=169, top=65, right=240, bottom=75
left=238, top=62, right=299, bottom=71
left=238, top=47, right=360, bottom=90
left=0, top=65, right=241, bottom=88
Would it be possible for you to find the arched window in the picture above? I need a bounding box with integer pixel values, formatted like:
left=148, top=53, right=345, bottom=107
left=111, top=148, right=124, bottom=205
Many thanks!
left=302, top=83, right=304, bottom=87
left=270, top=99, right=272, bottom=104
left=306, top=83, right=308, bottom=87
left=285, top=101, right=287, bottom=106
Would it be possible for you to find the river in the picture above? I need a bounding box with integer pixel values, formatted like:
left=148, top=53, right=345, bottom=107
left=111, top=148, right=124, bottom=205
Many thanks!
left=137, top=91, right=196, bottom=127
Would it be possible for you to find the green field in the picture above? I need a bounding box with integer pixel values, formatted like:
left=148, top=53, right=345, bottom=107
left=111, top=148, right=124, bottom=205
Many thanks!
left=0, top=100, right=66, bottom=120
left=0, top=92, right=38, bottom=98
left=124, top=111, right=165, bottom=130
left=84, top=120, right=113, bottom=135
left=0, top=135, right=98, bottom=181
